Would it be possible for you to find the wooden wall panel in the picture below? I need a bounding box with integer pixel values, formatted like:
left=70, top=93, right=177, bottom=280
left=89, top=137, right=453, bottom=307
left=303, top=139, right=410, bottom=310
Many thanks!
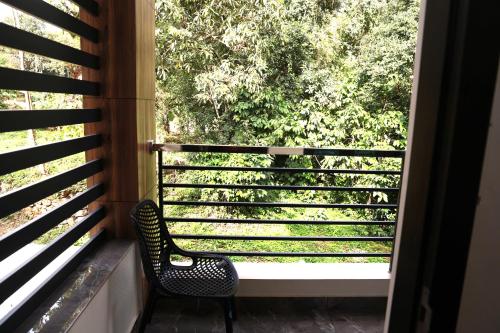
left=136, top=0, right=155, bottom=100
left=81, top=0, right=156, bottom=239
left=137, top=100, right=156, bottom=200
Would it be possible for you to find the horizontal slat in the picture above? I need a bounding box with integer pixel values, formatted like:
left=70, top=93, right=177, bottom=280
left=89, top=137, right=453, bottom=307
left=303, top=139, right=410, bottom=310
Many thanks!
left=163, top=217, right=396, bottom=226
left=70, top=0, right=99, bottom=16
left=0, top=0, right=99, bottom=42
left=0, top=67, right=99, bottom=95
left=0, top=135, right=102, bottom=176
left=153, top=143, right=405, bottom=158
left=0, top=109, right=101, bottom=132
left=171, top=234, right=393, bottom=242
left=162, top=165, right=402, bottom=175
left=0, top=184, right=105, bottom=261
left=164, top=183, right=400, bottom=192
left=0, top=159, right=103, bottom=219
left=162, top=200, right=397, bottom=209
left=0, top=230, right=105, bottom=332
left=0, top=207, right=106, bottom=305
left=0, top=23, right=99, bottom=68
left=196, top=251, right=391, bottom=258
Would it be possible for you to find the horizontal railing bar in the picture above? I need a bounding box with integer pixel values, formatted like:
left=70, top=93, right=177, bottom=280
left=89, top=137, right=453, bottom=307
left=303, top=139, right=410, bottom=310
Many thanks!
left=153, top=143, right=405, bottom=158
left=0, top=109, right=101, bottom=132
left=195, top=251, right=391, bottom=258
left=0, top=135, right=102, bottom=176
left=0, top=23, right=99, bottom=68
left=0, top=207, right=105, bottom=305
left=0, top=230, right=105, bottom=332
left=0, top=159, right=103, bottom=219
left=171, top=234, right=393, bottom=241
left=0, top=184, right=104, bottom=262
left=163, top=217, right=396, bottom=225
left=162, top=200, right=397, bottom=209
left=0, top=0, right=99, bottom=42
left=162, top=165, right=402, bottom=175
left=163, top=183, right=399, bottom=192
left=0, top=67, right=99, bottom=95
left=70, top=0, right=99, bottom=15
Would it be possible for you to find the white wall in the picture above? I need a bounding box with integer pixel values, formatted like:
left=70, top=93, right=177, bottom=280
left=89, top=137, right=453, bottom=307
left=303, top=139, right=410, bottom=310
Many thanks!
left=455, top=60, right=500, bottom=333
left=69, top=244, right=143, bottom=333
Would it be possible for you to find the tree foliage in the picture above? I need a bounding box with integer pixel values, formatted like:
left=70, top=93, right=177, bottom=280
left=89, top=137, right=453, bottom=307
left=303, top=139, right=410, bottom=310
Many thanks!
left=155, top=0, right=419, bottom=234
left=156, top=0, right=419, bottom=150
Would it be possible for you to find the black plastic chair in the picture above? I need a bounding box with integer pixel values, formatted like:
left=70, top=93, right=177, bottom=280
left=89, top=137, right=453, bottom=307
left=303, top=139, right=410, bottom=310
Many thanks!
left=130, top=200, right=239, bottom=333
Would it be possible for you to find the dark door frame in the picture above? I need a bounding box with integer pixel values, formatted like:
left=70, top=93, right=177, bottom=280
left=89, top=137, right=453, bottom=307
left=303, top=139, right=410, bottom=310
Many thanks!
left=386, top=0, right=500, bottom=331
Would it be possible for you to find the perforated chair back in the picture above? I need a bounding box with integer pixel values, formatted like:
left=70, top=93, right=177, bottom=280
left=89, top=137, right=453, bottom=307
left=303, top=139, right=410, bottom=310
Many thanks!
left=130, top=200, right=173, bottom=288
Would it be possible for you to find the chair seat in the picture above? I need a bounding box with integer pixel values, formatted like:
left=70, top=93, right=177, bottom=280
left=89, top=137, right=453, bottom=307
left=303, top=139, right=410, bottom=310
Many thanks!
left=158, top=257, right=238, bottom=297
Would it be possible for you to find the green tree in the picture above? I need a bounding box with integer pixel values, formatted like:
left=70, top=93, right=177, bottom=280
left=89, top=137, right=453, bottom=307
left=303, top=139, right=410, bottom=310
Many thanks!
left=155, top=0, right=418, bottom=150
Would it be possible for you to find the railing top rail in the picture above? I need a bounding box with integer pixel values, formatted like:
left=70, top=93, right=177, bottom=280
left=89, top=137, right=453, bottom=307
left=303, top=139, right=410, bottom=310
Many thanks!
left=151, top=143, right=405, bottom=158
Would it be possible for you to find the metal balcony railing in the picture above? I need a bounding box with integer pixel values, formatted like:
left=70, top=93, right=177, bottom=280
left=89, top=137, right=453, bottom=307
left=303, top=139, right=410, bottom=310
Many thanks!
left=153, top=143, right=405, bottom=264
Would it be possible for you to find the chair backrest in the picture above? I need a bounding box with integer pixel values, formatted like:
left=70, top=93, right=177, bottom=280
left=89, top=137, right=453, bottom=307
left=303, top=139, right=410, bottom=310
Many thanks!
left=130, top=200, right=172, bottom=287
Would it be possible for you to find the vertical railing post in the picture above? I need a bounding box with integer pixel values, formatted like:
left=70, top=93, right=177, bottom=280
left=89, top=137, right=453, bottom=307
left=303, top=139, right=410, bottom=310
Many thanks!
left=389, top=153, right=406, bottom=271
left=158, top=149, right=164, bottom=221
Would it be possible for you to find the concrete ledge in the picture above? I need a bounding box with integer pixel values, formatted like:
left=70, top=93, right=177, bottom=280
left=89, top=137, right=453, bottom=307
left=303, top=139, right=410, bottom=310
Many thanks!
left=234, top=263, right=390, bottom=297
left=14, top=241, right=142, bottom=333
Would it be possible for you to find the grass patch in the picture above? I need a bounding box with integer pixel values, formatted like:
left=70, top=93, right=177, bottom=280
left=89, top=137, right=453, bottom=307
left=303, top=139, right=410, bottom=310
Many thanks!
left=166, top=207, right=392, bottom=263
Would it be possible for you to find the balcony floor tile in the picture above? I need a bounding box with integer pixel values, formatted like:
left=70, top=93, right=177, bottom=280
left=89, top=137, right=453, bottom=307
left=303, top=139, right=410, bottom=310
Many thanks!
left=144, top=297, right=386, bottom=333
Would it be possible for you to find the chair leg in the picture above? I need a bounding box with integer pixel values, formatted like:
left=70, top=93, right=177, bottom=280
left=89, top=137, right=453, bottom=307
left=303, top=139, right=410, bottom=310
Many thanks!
left=230, top=296, right=237, bottom=321
left=147, top=292, right=158, bottom=324
left=223, top=297, right=234, bottom=333
left=139, top=288, right=157, bottom=333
